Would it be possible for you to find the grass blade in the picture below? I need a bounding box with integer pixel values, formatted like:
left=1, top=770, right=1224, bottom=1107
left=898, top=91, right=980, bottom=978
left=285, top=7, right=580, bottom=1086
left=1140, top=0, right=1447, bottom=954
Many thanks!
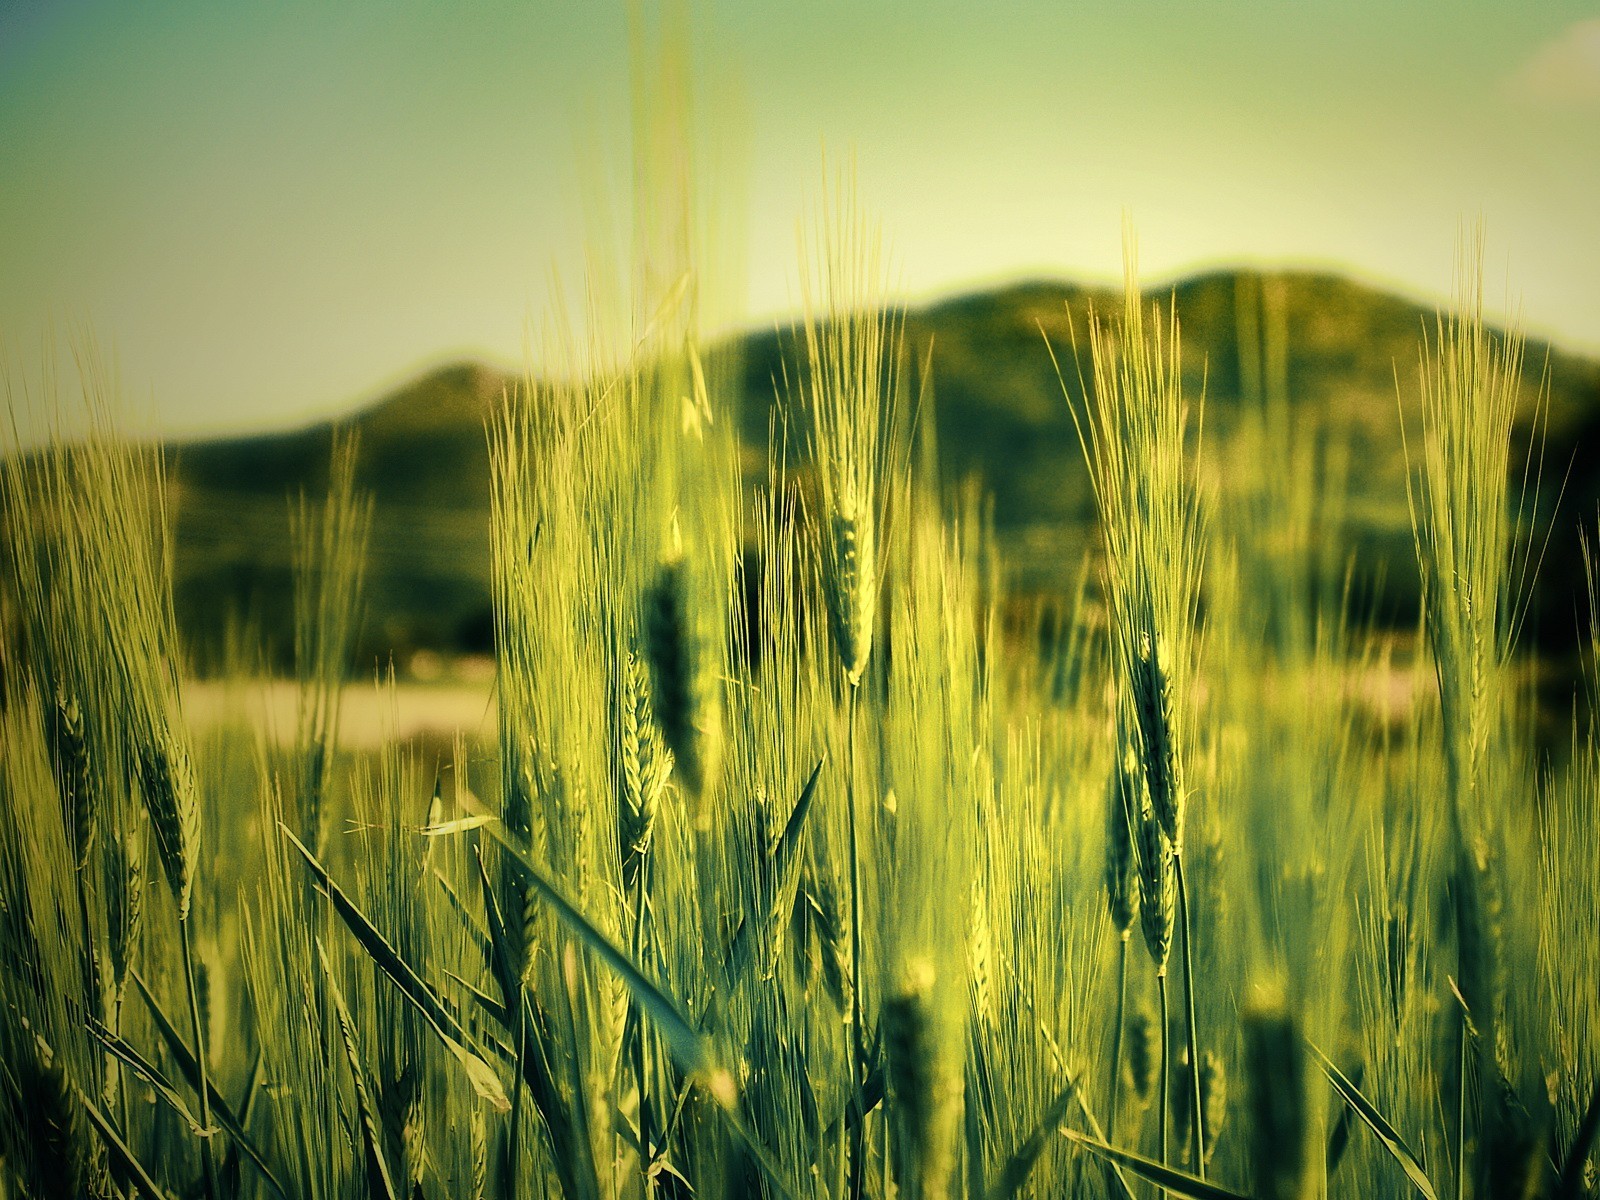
left=469, top=843, right=523, bottom=1021
left=280, top=822, right=511, bottom=1112
left=990, top=1077, right=1133, bottom=1200
left=76, top=1079, right=171, bottom=1200
left=722, top=758, right=826, bottom=980
left=773, top=757, right=825, bottom=877
left=432, top=866, right=494, bottom=964
left=87, top=1017, right=209, bottom=1135
left=220, top=1050, right=265, bottom=1198
left=720, top=1105, right=806, bottom=1200
left=124, top=973, right=292, bottom=1200
left=484, top=819, right=726, bottom=1091
left=280, top=822, right=459, bottom=1036
left=446, top=967, right=513, bottom=1029
left=480, top=826, right=807, bottom=1195
left=422, top=814, right=496, bottom=837
left=1308, top=1040, right=1438, bottom=1200
left=467, top=846, right=591, bottom=1200
left=988, top=1056, right=1136, bottom=1200
left=319, top=941, right=402, bottom=1200
left=990, top=1078, right=1077, bottom=1199
left=1061, top=1130, right=1252, bottom=1200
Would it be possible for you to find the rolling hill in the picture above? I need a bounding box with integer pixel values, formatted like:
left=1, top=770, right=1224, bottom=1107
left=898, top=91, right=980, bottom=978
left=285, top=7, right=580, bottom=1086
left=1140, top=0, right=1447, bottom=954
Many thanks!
left=164, top=269, right=1600, bottom=669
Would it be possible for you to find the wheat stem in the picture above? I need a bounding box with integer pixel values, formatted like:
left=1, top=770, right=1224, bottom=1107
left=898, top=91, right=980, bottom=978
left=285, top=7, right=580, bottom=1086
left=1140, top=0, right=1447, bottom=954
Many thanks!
left=631, top=856, right=655, bottom=1194
left=1175, top=853, right=1205, bottom=1179
left=1157, top=970, right=1170, bottom=1196
left=1455, top=1015, right=1468, bottom=1200
left=506, top=982, right=528, bottom=1197
left=1106, top=932, right=1131, bottom=1198
left=846, top=681, right=867, bottom=1200
left=1108, top=933, right=1129, bottom=1145
left=179, top=916, right=219, bottom=1200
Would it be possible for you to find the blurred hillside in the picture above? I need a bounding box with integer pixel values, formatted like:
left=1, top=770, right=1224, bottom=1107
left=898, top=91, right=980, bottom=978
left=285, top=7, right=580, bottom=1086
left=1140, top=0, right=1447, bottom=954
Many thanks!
left=165, top=269, right=1600, bottom=669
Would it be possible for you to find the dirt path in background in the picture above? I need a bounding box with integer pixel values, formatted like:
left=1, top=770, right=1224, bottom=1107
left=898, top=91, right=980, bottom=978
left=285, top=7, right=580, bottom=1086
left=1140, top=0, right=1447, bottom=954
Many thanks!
left=184, top=678, right=498, bottom=749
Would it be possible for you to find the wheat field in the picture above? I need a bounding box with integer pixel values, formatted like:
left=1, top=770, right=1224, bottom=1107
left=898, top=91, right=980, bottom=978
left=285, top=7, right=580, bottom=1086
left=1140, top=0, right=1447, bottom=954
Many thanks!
left=2, top=53, right=1598, bottom=1200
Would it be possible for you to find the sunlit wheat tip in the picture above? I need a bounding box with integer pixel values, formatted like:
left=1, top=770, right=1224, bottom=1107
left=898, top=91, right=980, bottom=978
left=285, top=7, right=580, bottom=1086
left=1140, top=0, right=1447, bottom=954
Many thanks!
left=827, top=505, right=877, bottom=687
left=800, top=179, right=899, bottom=692
left=616, top=647, right=672, bottom=891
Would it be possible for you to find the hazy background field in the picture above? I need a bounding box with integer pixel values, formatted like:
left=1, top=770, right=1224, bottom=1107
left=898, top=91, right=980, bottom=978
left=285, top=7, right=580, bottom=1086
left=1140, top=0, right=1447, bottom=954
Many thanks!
left=6, top=3, right=1598, bottom=687
left=6, top=7, right=1600, bottom=1199
left=163, top=271, right=1600, bottom=673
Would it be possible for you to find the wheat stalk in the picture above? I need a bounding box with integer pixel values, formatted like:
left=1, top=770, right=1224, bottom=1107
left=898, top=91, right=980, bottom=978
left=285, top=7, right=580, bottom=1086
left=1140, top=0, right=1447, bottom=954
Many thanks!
left=799, top=169, right=901, bottom=690
left=1104, top=720, right=1140, bottom=1151
left=616, top=646, right=673, bottom=893
left=1062, top=227, right=1207, bottom=1179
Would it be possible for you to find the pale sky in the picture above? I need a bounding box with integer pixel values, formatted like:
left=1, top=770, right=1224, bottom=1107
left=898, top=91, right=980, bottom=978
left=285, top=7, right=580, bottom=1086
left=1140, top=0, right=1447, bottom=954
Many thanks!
left=2, top=2, right=1598, bottom=439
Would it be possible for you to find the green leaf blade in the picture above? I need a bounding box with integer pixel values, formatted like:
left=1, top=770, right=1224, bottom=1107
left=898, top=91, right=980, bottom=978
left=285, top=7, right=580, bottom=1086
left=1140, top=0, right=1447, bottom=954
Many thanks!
left=1308, top=1040, right=1439, bottom=1200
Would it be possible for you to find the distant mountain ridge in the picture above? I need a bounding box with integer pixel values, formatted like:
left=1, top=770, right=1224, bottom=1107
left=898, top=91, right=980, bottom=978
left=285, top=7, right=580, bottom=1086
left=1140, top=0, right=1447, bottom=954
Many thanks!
left=165, top=269, right=1600, bottom=666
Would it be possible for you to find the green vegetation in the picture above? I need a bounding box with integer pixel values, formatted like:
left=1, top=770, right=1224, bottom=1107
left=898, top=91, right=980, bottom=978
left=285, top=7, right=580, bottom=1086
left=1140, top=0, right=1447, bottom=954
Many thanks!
left=4, top=189, right=1598, bottom=1197
left=3, top=15, right=1598, bottom=1192
left=159, top=269, right=1600, bottom=671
